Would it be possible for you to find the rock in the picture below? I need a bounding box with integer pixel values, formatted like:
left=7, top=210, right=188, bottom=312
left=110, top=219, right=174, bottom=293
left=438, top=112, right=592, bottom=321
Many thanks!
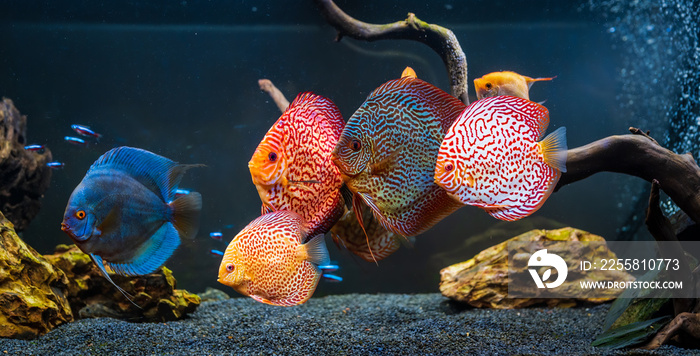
left=197, top=287, right=230, bottom=302
left=44, top=244, right=201, bottom=322
left=0, top=98, right=53, bottom=231
left=0, top=212, right=73, bottom=339
left=439, top=227, right=635, bottom=309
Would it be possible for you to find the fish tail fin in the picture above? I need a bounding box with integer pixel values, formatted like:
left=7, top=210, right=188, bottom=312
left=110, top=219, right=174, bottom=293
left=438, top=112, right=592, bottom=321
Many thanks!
left=539, top=127, right=567, bottom=173
left=170, top=191, right=202, bottom=240
left=90, top=254, right=142, bottom=309
left=303, top=234, right=331, bottom=266
left=525, top=75, right=557, bottom=88
left=352, top=193, right=377, bottom=264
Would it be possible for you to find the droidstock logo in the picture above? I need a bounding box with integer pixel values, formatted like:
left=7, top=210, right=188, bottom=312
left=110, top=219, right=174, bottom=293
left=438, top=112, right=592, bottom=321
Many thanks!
left=527, top=249, right=568, bottom=289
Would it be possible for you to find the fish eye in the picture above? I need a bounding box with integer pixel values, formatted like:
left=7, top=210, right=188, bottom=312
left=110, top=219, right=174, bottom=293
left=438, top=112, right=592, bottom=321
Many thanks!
left=226, top=263, right=234, bottom=273
left=268, top=151, right=277, bottom=162
left=445, top=163, right=454, bottom=172
left=485, top=82, right=493, bottom=90
left=350, top=139, right=362, bottom=152
left=75, top=210, right=86, bottom=220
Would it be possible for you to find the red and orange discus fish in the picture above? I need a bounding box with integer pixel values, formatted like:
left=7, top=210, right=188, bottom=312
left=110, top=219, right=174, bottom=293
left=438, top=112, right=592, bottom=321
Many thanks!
left=249, top=92, right=346, bottom=238
left=332, top=69, right=466, bottom=238
left=217, top=210, right=330, bottom=306
left=434, top=96, right=567, bottom=221
left=473, top=71, right=555, bottom=100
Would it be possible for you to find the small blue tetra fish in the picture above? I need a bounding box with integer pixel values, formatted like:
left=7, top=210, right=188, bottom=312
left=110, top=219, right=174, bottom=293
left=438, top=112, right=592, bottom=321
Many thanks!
left=64, top=136, right=88, bottom=146
left=60, top=146, right=202, bottom=302
left=24, top=144, right=45, bottom=152
left=71, top=124, right=102, bottom=140
left=209, top=231, right=223, bottom=240
left=46, top=161, right=65, bottom=169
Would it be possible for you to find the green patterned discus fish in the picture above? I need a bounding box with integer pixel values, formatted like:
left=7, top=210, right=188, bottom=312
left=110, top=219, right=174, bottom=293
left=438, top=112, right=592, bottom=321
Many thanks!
left=331, top=71, right=466, bottom=238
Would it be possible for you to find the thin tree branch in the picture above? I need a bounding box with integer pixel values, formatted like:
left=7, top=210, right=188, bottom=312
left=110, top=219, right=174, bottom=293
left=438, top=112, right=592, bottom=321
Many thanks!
left=314, top=0, right=469, bottom=105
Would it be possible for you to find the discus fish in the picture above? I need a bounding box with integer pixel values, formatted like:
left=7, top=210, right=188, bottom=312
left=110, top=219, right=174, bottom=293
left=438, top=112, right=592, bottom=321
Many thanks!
left=61, top=146, right=202, bottom=301
left=217, top=210, right=331, bottom=306
left=473, top=71, right=555, bottom=100
left=71, top=124, right=103, bottom=139
left=330, top=201, right=405, bottom=262
left=248, top=92, right=346, bottom=238
left=331, top=74, right=466, bottom=238
left=434, top=96, right=567, bottom=221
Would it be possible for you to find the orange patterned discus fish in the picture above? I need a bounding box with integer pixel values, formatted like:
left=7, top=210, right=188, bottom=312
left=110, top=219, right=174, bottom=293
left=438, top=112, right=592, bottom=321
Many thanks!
left=435, top=96, right=567, bottom=221
left=217, top=210, right=330, bottom=306
left=249, top=92, right=346, bottom=238
left=330, top=201, right=404, bottom=262
left=473, top=71, right=555, bottom=100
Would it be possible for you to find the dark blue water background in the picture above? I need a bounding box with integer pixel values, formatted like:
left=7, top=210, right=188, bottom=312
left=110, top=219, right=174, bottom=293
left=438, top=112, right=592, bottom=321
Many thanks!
left=1, top=1, right=697, bottom=297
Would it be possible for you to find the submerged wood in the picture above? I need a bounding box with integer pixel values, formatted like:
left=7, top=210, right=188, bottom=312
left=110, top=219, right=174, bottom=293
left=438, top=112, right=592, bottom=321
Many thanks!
left=0, top=98, right=53, bottom=231
left=313, top=0, right=469, bottom=105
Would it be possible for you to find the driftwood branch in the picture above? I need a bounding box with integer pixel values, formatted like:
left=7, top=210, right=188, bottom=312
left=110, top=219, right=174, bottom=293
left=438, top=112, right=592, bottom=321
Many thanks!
left=258, top=79, right=289, bottom=113
left=555, top=128, right=700, bottom=225
left=314, top=0, right=469, bottom=105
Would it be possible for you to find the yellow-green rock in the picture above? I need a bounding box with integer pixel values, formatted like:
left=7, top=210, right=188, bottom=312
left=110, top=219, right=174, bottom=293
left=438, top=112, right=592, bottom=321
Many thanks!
left=0, top=212, right=73, bottom=339
left=439, top=227, right=635, bottom=309
left=44, top=244, right=201, bottom=322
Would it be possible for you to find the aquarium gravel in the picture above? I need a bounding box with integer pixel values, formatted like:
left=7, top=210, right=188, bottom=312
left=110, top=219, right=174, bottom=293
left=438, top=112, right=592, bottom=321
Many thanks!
left=0, top=293, right=691, bottom=355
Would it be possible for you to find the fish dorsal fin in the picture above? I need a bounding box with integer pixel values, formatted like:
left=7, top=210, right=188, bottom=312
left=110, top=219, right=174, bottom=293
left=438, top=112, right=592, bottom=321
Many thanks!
left=366, top=77, right=465, bottom=130
left=287, top=92, right=344, bottom=133
left=89, top=146, right=187, bottom=201
left=539, top=126, right=568, bottom=173
left=107, top=222, right=181, bottom=276
left=401, top=66, right=417, bottom=79
left=303, top=234, right=331, bottom=266
left=89, top=254, right=141, bottom=308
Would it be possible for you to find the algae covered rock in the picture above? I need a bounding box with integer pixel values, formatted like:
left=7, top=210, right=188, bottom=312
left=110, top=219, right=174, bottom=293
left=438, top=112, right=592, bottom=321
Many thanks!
left=0, top=212, right=73, bottom=339
left=439, top=227, right=635, bottom=309
left=44, top=244, right=201, bottom=322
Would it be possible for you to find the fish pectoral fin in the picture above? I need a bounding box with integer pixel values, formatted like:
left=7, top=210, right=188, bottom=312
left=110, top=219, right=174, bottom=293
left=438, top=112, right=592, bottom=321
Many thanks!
left=539, top=126, right=568, bottom=173
left=89, top=254, right=141, bottom=309
left=261, top=203, right=275, bottom=215
left=369, top=150, right=400, bottom=177
left=97, top=206, right=122, bottom=236
left=302, top=234, right=331, bottom=266
left=340, top=184, right=354, bottom=210
left=108, top=223, right=180, bottom=276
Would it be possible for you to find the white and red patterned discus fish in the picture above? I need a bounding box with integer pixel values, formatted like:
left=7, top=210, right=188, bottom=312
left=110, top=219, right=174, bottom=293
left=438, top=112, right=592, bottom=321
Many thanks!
left=248, top=92, right=345, bottom=238
left=217, top=210, right=330, bottom=306
left=434, top=96, right=567, bottom=221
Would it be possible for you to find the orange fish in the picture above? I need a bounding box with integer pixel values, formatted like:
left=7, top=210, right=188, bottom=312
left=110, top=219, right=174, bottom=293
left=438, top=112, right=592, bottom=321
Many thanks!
left=217, top=210, right=330, bottom=306
left=435, top=96, right=567, bottom=221
left=473, top=71, right=555, bottom=100
left=248, top=92, right=346, bottom=238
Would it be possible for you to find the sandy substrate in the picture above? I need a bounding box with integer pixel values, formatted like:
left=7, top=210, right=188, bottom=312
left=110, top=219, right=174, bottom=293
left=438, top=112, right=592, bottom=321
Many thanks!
left=0, top=293, right=692, bottom=355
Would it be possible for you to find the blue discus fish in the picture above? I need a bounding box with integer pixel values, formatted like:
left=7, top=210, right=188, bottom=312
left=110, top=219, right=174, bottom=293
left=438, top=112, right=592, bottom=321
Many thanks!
left=61, top=146, right=202, bottom=302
